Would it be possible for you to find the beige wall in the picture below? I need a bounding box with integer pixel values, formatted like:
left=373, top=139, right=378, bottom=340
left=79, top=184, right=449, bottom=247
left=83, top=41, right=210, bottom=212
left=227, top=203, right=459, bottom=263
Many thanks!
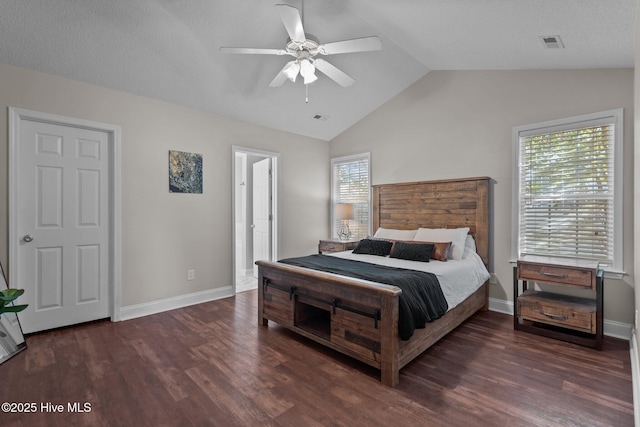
left=331, top=69, right=635, bottom=326
left=0, top=62, right=329, bottom=307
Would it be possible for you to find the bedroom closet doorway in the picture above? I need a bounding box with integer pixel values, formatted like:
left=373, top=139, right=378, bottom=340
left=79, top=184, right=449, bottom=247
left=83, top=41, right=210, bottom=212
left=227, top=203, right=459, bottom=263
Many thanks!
left=232, top=147, right=278, bottom=293
left=8, top=108, right=122, bottom=334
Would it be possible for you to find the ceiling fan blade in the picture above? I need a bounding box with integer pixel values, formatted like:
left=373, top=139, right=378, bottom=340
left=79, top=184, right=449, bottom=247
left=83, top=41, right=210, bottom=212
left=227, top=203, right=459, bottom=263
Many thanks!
left=269, top=63, right=292, bottom=87
left=318, top=36, right=382, bottom=55
left=313, top=59, right=355, bottom=87
left=220, top=47, right=287, bottom=55
left=276, top=4, right=305, bottom=43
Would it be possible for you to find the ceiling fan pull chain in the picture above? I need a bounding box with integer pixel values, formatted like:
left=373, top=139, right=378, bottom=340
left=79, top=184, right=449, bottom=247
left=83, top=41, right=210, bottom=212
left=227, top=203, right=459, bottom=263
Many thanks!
left=305, top=84, right=309, bottom=103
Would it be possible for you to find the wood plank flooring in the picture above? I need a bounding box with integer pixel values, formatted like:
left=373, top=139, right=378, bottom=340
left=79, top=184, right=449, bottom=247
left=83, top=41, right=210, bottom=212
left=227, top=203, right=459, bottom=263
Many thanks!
left=0, top=290, right=633, bottom=426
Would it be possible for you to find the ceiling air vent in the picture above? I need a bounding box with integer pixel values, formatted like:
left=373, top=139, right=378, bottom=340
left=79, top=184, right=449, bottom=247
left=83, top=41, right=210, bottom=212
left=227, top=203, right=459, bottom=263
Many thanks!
left=313, top=114, right=329, bottom=121
left=540, top=35, right=564, bottom=49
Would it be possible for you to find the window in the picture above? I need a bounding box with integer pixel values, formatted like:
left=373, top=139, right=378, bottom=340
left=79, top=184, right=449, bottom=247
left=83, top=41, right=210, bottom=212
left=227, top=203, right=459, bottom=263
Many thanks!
left=331, top=153, right=370, bottom=240
left=512, top=109, right=623, bottom=273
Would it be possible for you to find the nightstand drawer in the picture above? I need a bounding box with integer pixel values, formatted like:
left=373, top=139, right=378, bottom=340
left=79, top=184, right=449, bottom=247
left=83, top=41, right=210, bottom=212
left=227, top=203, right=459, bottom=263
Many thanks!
left=318, top=240, right=359, bottom=254
left=319, top=241, right=343, bottom=253
left=517, top=290, right=596, bottom=334
left=517, top=262, right=595, bottom=290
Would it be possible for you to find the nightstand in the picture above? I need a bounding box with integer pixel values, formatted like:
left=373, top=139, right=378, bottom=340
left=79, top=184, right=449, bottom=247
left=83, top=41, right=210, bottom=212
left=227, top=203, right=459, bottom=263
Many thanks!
left=318, top=239, right=359, bottom=254
left=514, top=256, right=603, bottom=349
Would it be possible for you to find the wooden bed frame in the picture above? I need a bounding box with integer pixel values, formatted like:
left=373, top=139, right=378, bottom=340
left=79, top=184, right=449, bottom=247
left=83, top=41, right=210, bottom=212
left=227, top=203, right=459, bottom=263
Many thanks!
left=256, top=176, right=490, bottom=387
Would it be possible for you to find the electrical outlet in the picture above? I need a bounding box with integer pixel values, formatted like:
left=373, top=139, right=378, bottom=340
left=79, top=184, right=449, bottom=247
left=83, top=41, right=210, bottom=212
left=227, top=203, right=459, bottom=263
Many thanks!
left=187, top=269, right=195, bottom=281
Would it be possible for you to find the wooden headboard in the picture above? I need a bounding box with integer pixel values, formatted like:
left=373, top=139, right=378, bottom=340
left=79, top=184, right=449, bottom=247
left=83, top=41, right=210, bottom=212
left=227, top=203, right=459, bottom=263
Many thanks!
left=372, top=176, right=490, bottom=267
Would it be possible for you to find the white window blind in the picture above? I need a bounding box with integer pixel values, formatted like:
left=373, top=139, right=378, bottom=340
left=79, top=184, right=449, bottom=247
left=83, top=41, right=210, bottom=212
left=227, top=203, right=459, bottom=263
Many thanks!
left=331, top=153, right=370, bottom=239
left=513, top=109, right=622, bottom=271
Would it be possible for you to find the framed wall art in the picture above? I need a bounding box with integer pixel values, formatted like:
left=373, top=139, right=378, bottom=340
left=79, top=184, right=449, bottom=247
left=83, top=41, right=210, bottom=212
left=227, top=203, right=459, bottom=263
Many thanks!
left=169, top=150, right=203, bottom=194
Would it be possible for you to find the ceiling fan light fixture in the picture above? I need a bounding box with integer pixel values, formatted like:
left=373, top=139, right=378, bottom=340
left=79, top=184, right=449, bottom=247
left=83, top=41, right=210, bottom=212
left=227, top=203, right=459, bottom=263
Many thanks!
left=300, top=59, right=317, bottom=84
left=303, top=73, right=318, bottom=85
left=220, top=3, right=381, bottom=90
left=283, top=61, right=300, bottom=82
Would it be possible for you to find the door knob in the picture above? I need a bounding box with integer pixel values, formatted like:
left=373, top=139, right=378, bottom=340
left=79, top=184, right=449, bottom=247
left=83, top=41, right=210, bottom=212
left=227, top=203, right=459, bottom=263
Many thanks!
left=23, top=235, right=33, bottom=243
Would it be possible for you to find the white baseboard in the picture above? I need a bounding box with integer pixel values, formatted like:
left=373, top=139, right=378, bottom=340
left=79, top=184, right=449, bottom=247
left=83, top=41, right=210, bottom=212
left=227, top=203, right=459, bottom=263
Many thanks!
left=605, top=319, right=633, bottom=340
left=119, top=286, right=234, bottom=321
left=630, top=331, right=639, bottom=427
left=488, top=297, right=632, bottom=340
left=489, top=297, right=513, bottom=315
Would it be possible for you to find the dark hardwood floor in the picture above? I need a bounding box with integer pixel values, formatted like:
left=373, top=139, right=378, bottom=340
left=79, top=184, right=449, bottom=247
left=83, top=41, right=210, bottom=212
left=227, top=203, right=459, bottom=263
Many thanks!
left=1, top=290, right=633, bottom=426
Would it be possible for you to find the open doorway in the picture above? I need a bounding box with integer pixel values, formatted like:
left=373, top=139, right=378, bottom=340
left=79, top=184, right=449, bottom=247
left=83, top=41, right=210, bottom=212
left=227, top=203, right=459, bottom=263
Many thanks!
left=232, top=146, right=278, bottom=293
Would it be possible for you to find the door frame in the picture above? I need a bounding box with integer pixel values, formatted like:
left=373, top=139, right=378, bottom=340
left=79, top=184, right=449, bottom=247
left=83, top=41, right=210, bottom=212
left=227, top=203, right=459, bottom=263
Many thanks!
left=8, top=107, right=123, bottom=322
left=231, top=146, right=279, bottom=293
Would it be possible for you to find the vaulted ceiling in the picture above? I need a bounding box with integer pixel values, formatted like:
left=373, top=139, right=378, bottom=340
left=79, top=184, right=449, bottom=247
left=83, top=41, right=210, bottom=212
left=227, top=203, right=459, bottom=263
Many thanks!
left=0, top=0, right=635, bottom=141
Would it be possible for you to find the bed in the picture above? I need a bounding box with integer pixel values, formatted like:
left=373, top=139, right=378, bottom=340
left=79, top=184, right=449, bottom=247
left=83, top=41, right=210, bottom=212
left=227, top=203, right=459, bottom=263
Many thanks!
left=256, top=176, right=491, bottom=387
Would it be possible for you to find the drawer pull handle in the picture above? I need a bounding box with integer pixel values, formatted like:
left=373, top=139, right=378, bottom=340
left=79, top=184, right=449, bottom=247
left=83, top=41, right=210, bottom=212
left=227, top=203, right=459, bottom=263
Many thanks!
left=539, top=271, right=569, bottom=279
left=539, top=310, right=569, bottom=321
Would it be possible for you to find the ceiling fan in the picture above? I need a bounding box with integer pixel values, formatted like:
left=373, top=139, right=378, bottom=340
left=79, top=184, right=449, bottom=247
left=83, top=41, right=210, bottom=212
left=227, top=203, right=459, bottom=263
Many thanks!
left=220, top=3, right=381, bottom=88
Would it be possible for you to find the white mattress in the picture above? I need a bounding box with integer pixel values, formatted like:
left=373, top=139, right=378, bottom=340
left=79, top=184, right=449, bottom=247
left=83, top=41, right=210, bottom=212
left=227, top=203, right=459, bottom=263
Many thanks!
left=327, top=246, right=491, bottom=311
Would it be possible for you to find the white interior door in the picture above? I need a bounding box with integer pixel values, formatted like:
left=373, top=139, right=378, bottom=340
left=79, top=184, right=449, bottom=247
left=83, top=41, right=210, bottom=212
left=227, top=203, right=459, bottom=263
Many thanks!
left=16, top=119, right=110, bottom=333
left=252, top=158, right=272, bottom=277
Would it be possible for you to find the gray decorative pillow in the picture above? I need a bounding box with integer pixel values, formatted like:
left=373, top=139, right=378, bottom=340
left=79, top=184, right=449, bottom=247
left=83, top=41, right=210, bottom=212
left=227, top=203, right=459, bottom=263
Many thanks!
left=352, top=239, right=393, bottom=256
left=389, top=241, right=434, bottom=262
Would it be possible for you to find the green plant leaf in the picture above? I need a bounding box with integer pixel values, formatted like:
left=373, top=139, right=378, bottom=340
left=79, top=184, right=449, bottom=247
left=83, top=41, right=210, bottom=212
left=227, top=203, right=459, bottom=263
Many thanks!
left=0, top=288, right=25, bottom=302
left=0, top=304, right=28, bottom=314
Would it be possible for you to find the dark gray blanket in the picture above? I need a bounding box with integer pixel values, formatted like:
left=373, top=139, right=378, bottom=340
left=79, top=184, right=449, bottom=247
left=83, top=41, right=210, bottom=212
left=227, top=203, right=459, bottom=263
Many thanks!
left=279, top=254, right=448, bottom=340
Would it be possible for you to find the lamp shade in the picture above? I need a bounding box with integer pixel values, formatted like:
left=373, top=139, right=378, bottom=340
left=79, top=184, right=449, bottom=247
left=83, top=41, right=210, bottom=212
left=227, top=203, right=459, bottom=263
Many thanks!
left=283, top=61, right=300, bottom=82
left=335, top=203, right=354, bottom=220
left=299, top=59, right=317, bottom=84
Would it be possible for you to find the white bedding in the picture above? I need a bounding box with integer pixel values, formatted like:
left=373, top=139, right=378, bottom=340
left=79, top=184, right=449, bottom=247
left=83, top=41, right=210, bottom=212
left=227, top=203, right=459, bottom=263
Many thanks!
left=327, top=245, right=491, bottom=312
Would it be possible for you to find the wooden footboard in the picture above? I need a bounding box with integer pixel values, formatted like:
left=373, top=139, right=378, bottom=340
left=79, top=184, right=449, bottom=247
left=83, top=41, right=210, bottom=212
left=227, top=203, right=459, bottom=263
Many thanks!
left=257, top=259, right=488, bottom=387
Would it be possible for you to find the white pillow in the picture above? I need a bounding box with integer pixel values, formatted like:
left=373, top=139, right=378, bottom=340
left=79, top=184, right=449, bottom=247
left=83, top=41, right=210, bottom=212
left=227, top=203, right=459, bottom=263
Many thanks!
left=465, top=234, right=476, bottom=251
left=413, top=227, right=470, bottom=261
left=373, top=227, right=417, bottom=241
left=463, top=234, right=477, bottom=259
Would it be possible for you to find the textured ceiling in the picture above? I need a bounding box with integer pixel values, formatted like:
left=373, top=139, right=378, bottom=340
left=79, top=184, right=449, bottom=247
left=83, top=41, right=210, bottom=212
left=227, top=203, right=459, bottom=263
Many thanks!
left=0, top=0, right=635, bottom=141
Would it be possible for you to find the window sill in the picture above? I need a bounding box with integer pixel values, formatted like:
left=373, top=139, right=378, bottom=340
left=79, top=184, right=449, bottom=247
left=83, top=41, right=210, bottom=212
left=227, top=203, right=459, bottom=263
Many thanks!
left=603, top=270, right=626, bottom=280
